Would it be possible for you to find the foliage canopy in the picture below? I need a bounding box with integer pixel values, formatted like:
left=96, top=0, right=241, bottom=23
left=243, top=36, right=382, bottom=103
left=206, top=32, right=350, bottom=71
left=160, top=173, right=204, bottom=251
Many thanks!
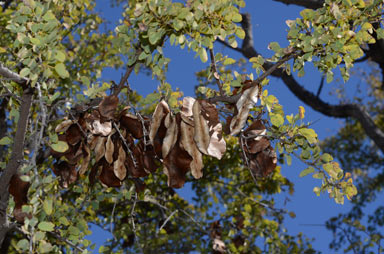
left=0, top=0, right=383, bottom=253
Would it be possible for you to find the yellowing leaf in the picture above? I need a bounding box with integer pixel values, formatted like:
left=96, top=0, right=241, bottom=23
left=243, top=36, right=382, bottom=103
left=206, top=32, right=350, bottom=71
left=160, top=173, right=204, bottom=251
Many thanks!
left=51, top=141, right=69, bottom=153
left=43, top=199, right=53, bottom=215
left=298, top=128, right=318, bottom=144
left=199, top=48, right=208, bottom=63
left=55, top=63, right=69, bottom=79
left=298, top=106, right=305, bottom=119
left=299, top=166, right=314, bottom=177
left=0, top=136, right=12, bottom=145
left=38, top=221, right=55, bottom=232
left=223, top=58, right=236, bottom=65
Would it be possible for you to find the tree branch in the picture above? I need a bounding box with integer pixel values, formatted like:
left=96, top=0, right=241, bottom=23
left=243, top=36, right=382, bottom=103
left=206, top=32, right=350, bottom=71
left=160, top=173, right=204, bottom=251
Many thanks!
left=221, top=13, right=384, bottom=154
left=272, top=0, right=324, bottom=9
left=0, top=63, right=32, bottom=247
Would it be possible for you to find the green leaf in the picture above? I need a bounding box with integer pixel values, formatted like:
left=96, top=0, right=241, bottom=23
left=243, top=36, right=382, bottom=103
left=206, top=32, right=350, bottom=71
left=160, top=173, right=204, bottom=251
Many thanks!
left=20, top=67, right=30, bottom=77
left=38, top=221, right=55, bottom=232
left=43, top=11, right=56, bottom=21
left=235, top=28, right=245, bottom=39
left=377, top=28, right=384, bottom=40
left=299, top=166, right=315, bottom=177
left=16, top=239, right=29, bottom=251
left=298, top=128, right=317, bottom=144
left=43, top=199, right=53, bottom=215
left=39, top=241, right=53, bottom=253
left=55, top=63, right=69, bottom=79
left=199, top=48, right=208, bottom=63
left=55, top=51, right=66, bottom=62
left=232, top=13, right=242, bottom=22
left=59, top=216, right=70, bottom=226
left=320, top=153, right=333, bottom=163
left=0, top=136, right=12, bottom=145
left=270, top=113, right=284, bottom=127
left=51, top=141, right=69, bottom=153
left=223, top=58, right=236, bottom=65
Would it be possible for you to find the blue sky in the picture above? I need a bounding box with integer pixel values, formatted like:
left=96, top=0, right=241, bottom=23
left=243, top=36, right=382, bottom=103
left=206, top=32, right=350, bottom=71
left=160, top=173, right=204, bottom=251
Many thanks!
left=90, top=0, right=384, bottom=252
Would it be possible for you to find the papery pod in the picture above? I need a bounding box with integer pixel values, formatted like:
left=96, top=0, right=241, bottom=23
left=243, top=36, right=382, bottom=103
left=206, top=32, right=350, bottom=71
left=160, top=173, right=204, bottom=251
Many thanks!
left=120, top=111, right=149, bottom=139
left=65, top=124, right=83, bottom=145
left=180, top=96, right=195, bottom=126
left=126, top=142, right=148, bottom=178
left=162, top=113, right=178, bottom=158
left=52, top=161, right=77, bottom=188
left=149, top=100, right=170, bottom=144
left=94, top=136, right=107, bottom=162
left=113, top=145, right=127, bottom=180
left=192, top=100, right=210, bottom=155
left=163, top=114, right=193, bottom=188
left=79, top=144, right=91, bottom=175
left=9, top=174, right=31, bottom=223
left=91, top=120, right=112, bottom=136
left=99, top=158, right=122, bottom=187
left=230, top=85, right=260, bottom=135
left=98, top=95, right=119, bottom=120
left=180, top=120, right=204, bottom=179
left=105, top=133, right=114, bottom=164
left=55, top=119, right=74, bottom=133
left=137, top=141, right=158, bottom=173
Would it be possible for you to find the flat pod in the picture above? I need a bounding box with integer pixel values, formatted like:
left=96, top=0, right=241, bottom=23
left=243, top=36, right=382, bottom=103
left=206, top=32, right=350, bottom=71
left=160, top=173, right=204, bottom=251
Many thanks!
left=98, top=95, right=119, bottom=120
left=163, top=114, right=193, bottom=188
left=99, top=159, right=122, bottom=187
left=192, top=100, right=210, bottom=155
left=180, top=120, right=204, bottom=179
left=91, top=120, right=112, bottom=136
left=162, top=113, right=178, bottom=158
left=230, top=85, right=259, bottom=135
left=113, top=145, right=127, bottom=180
left=149, top=100, right=170, bottom=144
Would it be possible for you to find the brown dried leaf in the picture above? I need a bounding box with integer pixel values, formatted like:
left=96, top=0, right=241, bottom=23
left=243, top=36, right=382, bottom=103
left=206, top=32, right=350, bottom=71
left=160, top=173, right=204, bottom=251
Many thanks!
left=138, top=141, right=158, bottom=173
left=149, top=100, right=170, bottom=145
left=99, top=159, right=122, bottom=187
left=126, top=143, right=148, bottom=178
left=95, top=136, right=106, bottom=162
left=162, top=113, right=178, bottom=158
left=65, top=124, right=83, bottom=145
left=120, top=113, right=146, bottom=139
left=181, top=97, right=195, bottom=118
left=192, top=100, right=210, bottom=155
left=55, top=119, right=74, bottom=133
left=197, top=100, right=226, bottom=159
left=9, top=174, right=30, bottom=222
left=113, top=145, right=127, bottom=180
left=180, top=120, right=203, bottom=179
left=207, top=125, right=226, bottom=160
left=79, top=144, right=91, bottom=175
left=230, top=85, right=259, bottom=135
left=243, top=120, right=269, bottom=154
left=53, top=161, right=77, bottom=188
left=98, top=95, right=119, bottom=120
left=163, top=114, right=193, bottom=188
left=91, top=120, right=112, bottom=136
left=105, top=134, right=114, bottom=164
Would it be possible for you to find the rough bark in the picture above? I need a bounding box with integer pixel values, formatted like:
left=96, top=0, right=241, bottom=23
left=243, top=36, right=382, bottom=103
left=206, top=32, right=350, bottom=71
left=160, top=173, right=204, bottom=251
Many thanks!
left=0, top=64, right=32, bottom=247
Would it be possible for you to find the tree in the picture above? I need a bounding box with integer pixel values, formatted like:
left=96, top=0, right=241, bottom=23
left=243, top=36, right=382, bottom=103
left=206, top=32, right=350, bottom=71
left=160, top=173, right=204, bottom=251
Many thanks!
left=0, top=0, right=381, bottom=253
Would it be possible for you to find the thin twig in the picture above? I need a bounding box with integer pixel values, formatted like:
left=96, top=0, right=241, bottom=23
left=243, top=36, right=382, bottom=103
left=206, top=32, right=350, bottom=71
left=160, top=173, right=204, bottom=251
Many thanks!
left=130, top=192, right=143, bottom=254
left=209, top=48, right=224, bottom=96
left=49, top=231, right=85, bottom=253
left=156, top=210, right=178, bottom=235
left=110, top=198, right=118, bottom=240
left=112, top=122, right=137, bottom=167
left=112, top=49, right=142, bottom=97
